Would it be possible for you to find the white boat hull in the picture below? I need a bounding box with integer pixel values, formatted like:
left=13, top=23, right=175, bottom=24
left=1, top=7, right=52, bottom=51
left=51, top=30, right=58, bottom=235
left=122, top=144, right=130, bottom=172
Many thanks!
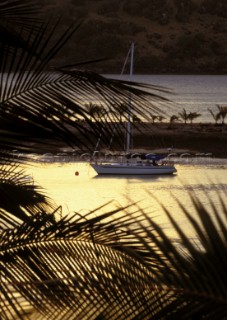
left=91, top=163, right=177, bottom=175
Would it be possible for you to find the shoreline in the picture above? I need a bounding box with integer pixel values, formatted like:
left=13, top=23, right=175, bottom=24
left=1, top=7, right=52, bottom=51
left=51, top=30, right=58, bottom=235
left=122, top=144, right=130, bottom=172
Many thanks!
left=129, top=122, right=227, bottom=159
left=22, top=122, right=227, bottom=159
left=58, top=122, right=227, bottom=159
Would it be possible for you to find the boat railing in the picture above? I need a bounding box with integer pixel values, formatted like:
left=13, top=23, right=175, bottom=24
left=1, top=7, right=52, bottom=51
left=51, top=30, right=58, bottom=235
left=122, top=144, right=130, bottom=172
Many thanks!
left=92, top=156, right=175, bottom=167
left=160, top=159, right=175, bottom=166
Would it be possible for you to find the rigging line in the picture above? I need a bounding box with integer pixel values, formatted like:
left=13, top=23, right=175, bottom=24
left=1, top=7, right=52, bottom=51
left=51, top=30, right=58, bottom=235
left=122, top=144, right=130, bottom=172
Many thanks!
left=126, top=42, right=134, bottom=153
left=120, top=46, right=131, bottom=77
left=109, top=44, right=133, bottom=151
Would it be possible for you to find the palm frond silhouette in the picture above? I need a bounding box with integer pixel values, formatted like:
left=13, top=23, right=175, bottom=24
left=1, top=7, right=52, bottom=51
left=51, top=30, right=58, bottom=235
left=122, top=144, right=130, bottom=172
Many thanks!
left=0, top=2, right=168, bottom=153
left=1, top=1, right=227, bottom=320
left=1, top=194, right=227, bottom=319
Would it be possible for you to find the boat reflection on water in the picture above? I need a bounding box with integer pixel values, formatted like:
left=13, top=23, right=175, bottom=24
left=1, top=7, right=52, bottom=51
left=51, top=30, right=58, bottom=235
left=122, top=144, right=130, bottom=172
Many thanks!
left=91, top=172, right=177, bottom=181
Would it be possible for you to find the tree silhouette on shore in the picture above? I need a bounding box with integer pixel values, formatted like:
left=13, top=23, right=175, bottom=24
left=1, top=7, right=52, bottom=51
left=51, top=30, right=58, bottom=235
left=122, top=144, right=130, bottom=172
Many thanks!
left=209, top=105, right=227, bottom=125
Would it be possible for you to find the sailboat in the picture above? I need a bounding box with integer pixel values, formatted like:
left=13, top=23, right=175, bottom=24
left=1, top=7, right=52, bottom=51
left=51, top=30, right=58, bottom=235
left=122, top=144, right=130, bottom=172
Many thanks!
left=90, top=43, right=177, bottom=176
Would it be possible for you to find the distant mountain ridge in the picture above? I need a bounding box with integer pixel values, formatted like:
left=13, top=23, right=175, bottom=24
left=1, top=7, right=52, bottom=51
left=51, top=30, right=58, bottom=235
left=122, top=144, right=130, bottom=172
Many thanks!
left=42, top=0, right=227, bottom=74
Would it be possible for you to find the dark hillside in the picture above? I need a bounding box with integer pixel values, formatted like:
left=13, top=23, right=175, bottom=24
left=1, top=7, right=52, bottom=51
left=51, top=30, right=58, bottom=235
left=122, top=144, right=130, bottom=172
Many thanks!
left=40, top=0, right=227, bottom=74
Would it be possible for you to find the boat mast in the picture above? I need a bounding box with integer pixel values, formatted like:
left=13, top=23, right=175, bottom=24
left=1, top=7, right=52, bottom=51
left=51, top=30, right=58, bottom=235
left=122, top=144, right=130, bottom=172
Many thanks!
left=126, top=42, right=134, bottom=154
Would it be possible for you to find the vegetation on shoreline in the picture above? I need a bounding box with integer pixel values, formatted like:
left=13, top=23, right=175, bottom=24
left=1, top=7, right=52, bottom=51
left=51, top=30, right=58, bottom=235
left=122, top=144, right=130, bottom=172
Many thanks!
left=69, top=102, right=227, bottom=158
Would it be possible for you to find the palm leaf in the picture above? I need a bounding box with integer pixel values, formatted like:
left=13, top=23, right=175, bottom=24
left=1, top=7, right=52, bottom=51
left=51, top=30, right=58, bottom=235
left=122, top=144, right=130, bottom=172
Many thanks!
left=0, top=160, right=56, bottom=228
left=1, top=207, right=161, bottom=320
left=1, top=192, right=227, bottom=319
left=0, top=11, right=171, bottom=154
left=143, top=191, right=227, bottom=319
left=0, top=0, right=42, bottom=53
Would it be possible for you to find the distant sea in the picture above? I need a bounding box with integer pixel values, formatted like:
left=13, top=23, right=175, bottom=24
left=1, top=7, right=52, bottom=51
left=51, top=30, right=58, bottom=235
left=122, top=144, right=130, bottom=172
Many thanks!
left=105, top=74, right=227, bottom=123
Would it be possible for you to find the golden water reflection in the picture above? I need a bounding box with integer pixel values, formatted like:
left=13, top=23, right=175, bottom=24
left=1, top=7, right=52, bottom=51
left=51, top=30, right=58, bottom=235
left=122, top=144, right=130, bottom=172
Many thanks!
left=28, top=162, right=227, bottom=239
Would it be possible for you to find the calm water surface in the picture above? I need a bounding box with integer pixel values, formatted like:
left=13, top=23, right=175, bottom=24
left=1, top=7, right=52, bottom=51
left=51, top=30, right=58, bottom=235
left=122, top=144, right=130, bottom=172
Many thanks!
left=29, top=160, right=227, bottom=238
